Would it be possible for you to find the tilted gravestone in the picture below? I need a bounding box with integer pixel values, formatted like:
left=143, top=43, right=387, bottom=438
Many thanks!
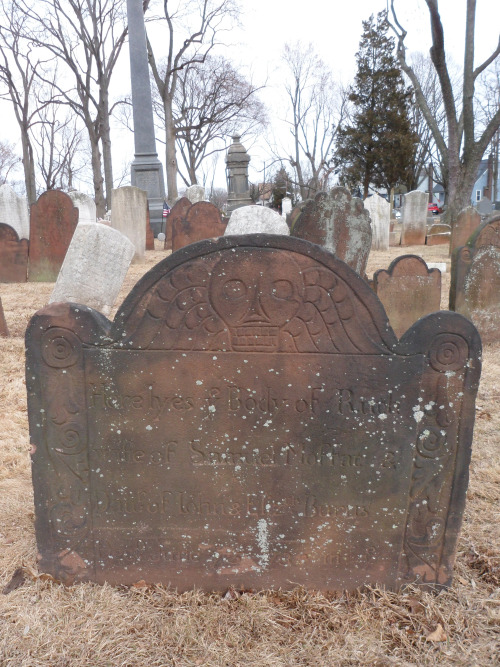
left=450, top=207, right=480, bottom=256
left=172, top=201, right=227, bottom=252
left=373, top=255, right=442, bottom=339
left=401, top=191, right=428, bottom=246
left=26, top=235, right=481, bottom=591
left=450, top=213, right=500, bottom=343
left=364, top=195, right=390, bottom=251
left=225, top=205, right=289, bottom=236
left=0, top=296, right=8, bottom=336
left=68, top=191, right=97, bottom=225
left=49, top=222, right=135, bottom=316
left=0, top=223, right=28, bottom=282
left=28, top=190, right=79, bottom=282
left=164, top=197, right=191, bottom=251
left=292, top=187, right=372, bottom=275
left=0, top=184, right=29, bottom=240
left=426, top=223, right=451, bottom=247
left=110, top=186, right=147, bottom=261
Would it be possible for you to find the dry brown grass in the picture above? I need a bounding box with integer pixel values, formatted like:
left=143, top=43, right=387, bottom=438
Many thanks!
left=0, top=241, right=499, bottom=666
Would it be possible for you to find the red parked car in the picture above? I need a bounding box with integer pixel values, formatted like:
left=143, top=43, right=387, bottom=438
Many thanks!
left=428, top=203, right=440, bottom=215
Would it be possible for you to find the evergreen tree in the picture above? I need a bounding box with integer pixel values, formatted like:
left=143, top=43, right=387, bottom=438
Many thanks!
left=335, top=11, right=418, bottom=199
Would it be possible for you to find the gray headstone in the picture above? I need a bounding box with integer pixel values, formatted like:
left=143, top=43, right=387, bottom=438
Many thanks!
left=110, top=186, right=147, bottom=261
left=49, top=222, right=135, bottom=316
left=364, top=195, right=390, bottom=251
left=186, top=185, right=206, bottom=204
left=68, top=191, right=97, bottom=225
left=401, top=191, right=428, bottom=245
left=157, top=232, right=166, bottom=242
left=450, top=207, right=481, bottom=256
left=0, top=184, right=29, bottom=240
left=281, top=197, right=292, bottom=218
left=225, top=205, right=290, bottom=236
left=476, top=197, right=493, bottom=216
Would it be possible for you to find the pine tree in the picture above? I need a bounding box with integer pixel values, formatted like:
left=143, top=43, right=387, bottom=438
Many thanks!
left=335, top=11, right=418, bottom=199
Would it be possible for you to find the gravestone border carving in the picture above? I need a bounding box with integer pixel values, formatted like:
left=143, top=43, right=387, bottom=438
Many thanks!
left=26, top=235, right=481, bottom=591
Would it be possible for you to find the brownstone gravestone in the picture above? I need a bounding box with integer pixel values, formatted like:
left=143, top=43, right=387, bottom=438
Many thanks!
left=373, top=256, right=441, bottom=338
left=426, top=223, right=451, bottom=247
left=164, top=197, right=191, bottom=251
left=449, top=207, right=480, bottom=256
left=26, top=235, right=481, bottom=591
left=450, top=213, right=500, bottom=343
left=292, top=187, right=372, bottom=275
left=0, top=223, right=28, bottom=282
left=28, top=190, right=79, bottom=281
left=0, top=296, right=8, bottom=336
left=146, top=205, right=155, bottom=250
left=171, top=201, right=227, bottom=253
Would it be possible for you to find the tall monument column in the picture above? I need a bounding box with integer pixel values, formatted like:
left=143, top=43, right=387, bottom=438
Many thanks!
left=225, top=135, right=253, bottom=213
left=126, top=0, right=165, bottom=235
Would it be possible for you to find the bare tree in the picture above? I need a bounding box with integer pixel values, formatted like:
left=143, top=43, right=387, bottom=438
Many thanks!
left=16, top=0, right=128, bottom=215
left=146, top=0, right=240, bottom=201
left=389, top=0, right=500, bottom=224
left=278, top=43, right=347, bottom=201
left=0, top=140, right=21, bottom=185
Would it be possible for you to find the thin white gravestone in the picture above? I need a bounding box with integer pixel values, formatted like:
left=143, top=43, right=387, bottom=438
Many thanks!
left=281, top=197, right=292, bottom=218
left=68, top=191, right=97, bottom=225
left=49, top=222, right=135, bottom=316
left=401, top=191, right=428, bottom=245
left=0, top=184, right=29, bottom=240
left=186, top=185, right=206, bottom=204
left=110, top=186, right=147, bottom=261
left=224, top=205, right=290, bottom=235
left=364, top=195, right=390, bottom=250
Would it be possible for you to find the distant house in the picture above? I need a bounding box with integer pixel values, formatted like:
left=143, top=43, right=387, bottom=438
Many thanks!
left=472, top=155, right=499, bottom=207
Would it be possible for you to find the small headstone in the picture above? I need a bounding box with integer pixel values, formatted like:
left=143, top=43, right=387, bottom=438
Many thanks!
left=389, top=228, right=401, bottom=246
left=450, top=207, right=481, bottom=256
left=146, top=205, right=154, bottom=250
left=111, top=186, right=147, bottom=262
left=401, top=191, right=428, bottom=246
left=373, top=255, right=441, bottom=338
left=164, top=197, right=191, bottom=251
left=172, top=201, right=227, bottom=252
left=426, top=223, right=451, bottom=246
left=364, top=195, right=390, bottom=251
left=450, top=213, right=500, bottom=343
left=49, top=222, right=135, bottom=316
left=0, top=296, right=8, bottom=336
left=0, top=223, right=28, bottom=282
left=225, top=205, right=290, bottom=236
left=68, top=191, right=97, bottom=225
left=281, top=197, right=292, bottom=218
left=157, top=232, right=166, bottom=242
left=0, top=184, right=29, bottom=240
left=476, top=197, right=493, bottom=217
left=186, top=185, right=206, bottom=204
left=292, top=187, right=372, bottom=275
left=28, top=190, right=79, bottom=282
left=27, top=236, right=481, bottom=591
left=287, top=201, right=306, bottom=231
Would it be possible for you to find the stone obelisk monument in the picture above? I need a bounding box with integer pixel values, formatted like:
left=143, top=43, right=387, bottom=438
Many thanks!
left=126, top=0, right=165, bottom=235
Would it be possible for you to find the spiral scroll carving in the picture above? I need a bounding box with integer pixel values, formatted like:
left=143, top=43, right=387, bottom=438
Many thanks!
left=41, top=328, right=81, bottom=368
left=429, top=333, right=468, bottom=373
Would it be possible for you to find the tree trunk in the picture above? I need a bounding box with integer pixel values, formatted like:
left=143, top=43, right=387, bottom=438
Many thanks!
left=164, top=95, right=178, bottom=201
left=20, top=129, right=36, bottom=205
left=90, top=132, right=106, bottom=217
left=100, top=92, right=114, bottom=211
left=442, top=164, right=480, bottom=226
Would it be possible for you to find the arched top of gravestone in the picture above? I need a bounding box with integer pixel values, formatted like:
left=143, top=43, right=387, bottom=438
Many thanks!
left=374, top=254, right=440, bottom=283
left=111, top=235, right=397, bottom=353
left=0, top=222, right=21, bottom=243
left=466, top=212, right=500, bottom=250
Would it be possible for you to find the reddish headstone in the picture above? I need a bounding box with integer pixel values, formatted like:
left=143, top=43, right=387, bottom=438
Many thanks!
left=28, top=190, right=78, bottom=281
left=27, top=236, right=481, bottom=592
left=426, top=223, right=451, bottom=247
left=171, top=202, right=227, bottom=252
left=146, top=205, right=154, bottom=250
left=450, top=207, right=481, bottom=256
left=373, top=255, right=441, bottom=338
left=0, top=223, right=28, bottom=282
left=164, top=197, right=191, bottom=250
left=0, top=296, right=8, bottom=336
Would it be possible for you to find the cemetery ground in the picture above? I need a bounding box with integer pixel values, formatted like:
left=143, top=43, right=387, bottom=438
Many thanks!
left=0, top=241, right=499, bottom=666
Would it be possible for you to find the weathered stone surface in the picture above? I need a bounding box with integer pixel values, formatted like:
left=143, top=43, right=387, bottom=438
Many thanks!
left=450, top=207, right=481, bottom=256
left=389, top=229, right=401, bottom=246
left=0, top=223, right=28, bottom=282
left=287, top=201, right=306, bottom=231
left=164, top=197, right=191, bottom=250
left=427, top=224, right=451, bottom=247
left=0, top=184, right=29, bottom=240
left=225, top=205, right=289, bottom=236
left=428, top=224, right=451, bottom=235
left=0, top=296, right=8, bottom=336
left=364, top=195, right=390, bottom=251
left=68, top=191, right=97, bottom=225
left=27, top=235, right=481, bottom=591
left=110, top=186, right=147, bottom=261
left=186, top=185, right=206, bottom=204
left=476, top=197, right=492, bottom=217
left=49, top=222, right=135, bottom=316
left=146, top=205, right=154, bottom=250
left=450, top=213, right=500, bottom=342
left=292, top=187, right=372, bottom=275
left=28, top=190, right=79, bottom=282
left=401, top=191, right=428, bottom=246
left=373, top=255, right=442, bottom=338
left=281, top=197, right=292, bottom=219
left=172, top=202, right=227, bottom=252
